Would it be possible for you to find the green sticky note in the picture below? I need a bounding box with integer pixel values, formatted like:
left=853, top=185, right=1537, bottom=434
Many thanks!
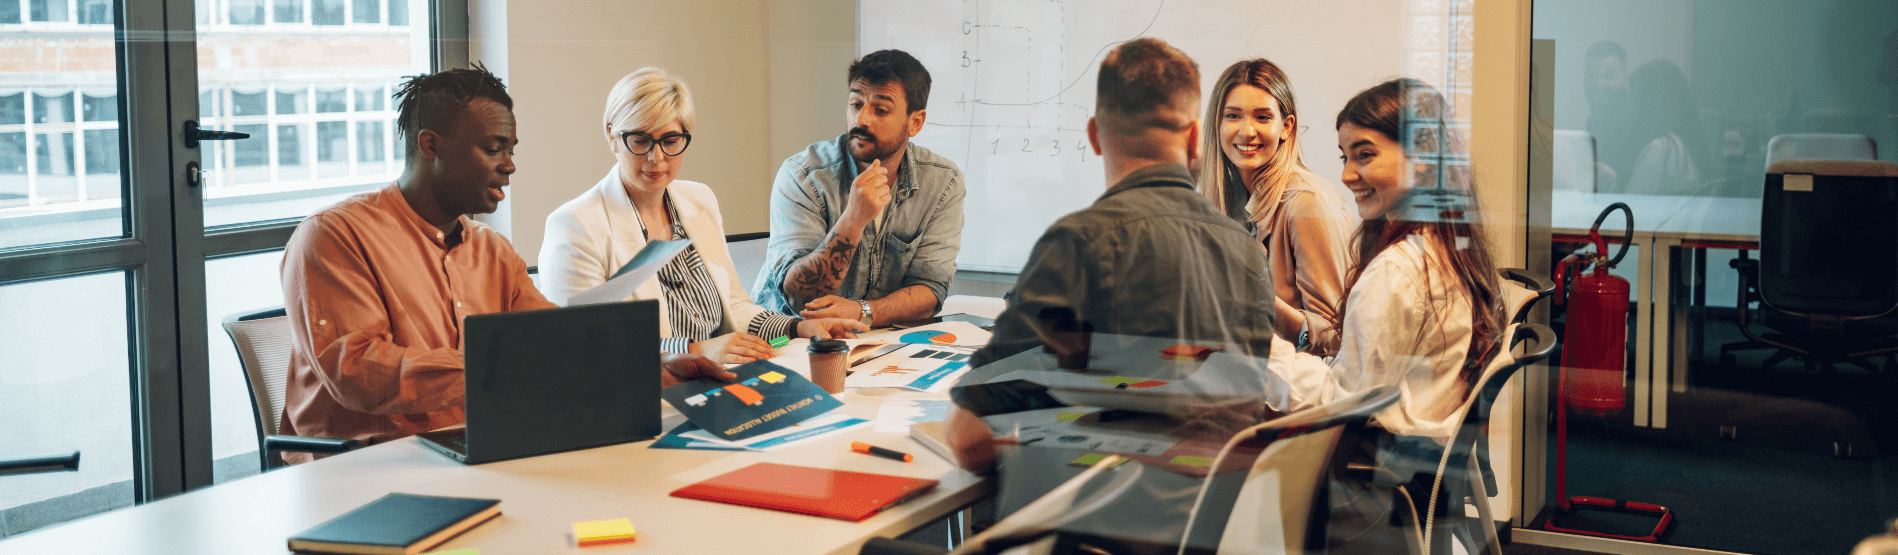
left=1056, top=412, right=1086, bottom=422
left=768, top=335, right=790, bottom=348
left=1068, top=454, right=1127, bottom=468
left=422, top=549, right=480, bottom=555
left=1099, top=376, right=1144, bottom=386
left=1169, top=455, right=1213, bottom=467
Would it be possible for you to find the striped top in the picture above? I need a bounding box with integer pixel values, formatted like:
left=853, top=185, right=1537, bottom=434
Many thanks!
left=640, top=192, right=797, bottom=353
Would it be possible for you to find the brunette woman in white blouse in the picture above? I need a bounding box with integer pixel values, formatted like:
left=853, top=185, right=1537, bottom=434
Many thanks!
left=540, top=68, right=865, bottom=363
left=1270, top=78, right=1505, bottom=439
left=1199, top=59, right=1356, bottom=354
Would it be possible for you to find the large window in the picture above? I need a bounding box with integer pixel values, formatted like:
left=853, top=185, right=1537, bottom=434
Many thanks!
left=0, top=0, right=451, bottom=535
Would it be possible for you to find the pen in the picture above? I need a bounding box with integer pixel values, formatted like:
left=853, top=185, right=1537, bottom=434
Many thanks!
left=851, top=441, right=913, bottom=462
left=768, top=335, right=790, bottom=349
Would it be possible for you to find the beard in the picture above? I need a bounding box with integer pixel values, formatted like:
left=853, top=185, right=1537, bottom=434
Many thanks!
left=847, top=127, right=903, bottom=164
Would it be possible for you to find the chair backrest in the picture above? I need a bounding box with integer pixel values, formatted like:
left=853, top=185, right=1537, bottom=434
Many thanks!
left=1765, top=133, right=1878, bottom=168
left=724, top=232, right=770, bottom=296
left=1552, top=129, right=1598, bottom=192
left=1212, top=385, right=1401, bottom=555
left=1759, top=160, right=1898, bottom=317
left=221, top=307, right=293, bottom=446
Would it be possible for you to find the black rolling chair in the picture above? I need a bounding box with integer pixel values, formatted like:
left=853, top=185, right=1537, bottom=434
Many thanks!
left=1711, top=160, right=1898, bottom=459
left=1718, top=160, right=1898, bottom=375
left=0, top=451, right=80, bottom=477
left=221, top=307, right=361, bottom=469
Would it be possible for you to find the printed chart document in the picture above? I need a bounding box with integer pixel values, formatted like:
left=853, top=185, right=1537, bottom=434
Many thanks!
left=845, top=344, right=972, bottom=391
left=568, top=239, right=690, bottom=305
left=872, top=398, right=951, bottom=433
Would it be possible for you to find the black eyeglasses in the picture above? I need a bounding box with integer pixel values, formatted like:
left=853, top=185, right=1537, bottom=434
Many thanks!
left=620, top=131, right=692, bottom=156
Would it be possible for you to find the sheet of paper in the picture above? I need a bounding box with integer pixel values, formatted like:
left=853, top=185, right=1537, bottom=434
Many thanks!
left=568, top=239, right=690, bottom=305
left=872, top=399, right=952, bottom=433
left=846, top=344, right=971, bottom=391
left=858, top=320, right=993, bottom=347
left=677, top=413, right=869, bottom=451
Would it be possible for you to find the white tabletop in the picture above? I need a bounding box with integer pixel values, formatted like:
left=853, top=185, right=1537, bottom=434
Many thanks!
left=1651, top=196, right=1761, bottom=242
left=1550, top=190, right=1698, bottom=235
left=0, top=374, right=987, bottom=555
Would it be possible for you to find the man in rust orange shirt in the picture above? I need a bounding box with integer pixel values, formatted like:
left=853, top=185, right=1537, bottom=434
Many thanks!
left=279, top=67, right=730, bottom=461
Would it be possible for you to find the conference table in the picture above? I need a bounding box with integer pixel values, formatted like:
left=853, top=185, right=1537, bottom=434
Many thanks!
left=0, top=296, right=1012, bottom=555
left=1551, top=191, right=1761, bottom=429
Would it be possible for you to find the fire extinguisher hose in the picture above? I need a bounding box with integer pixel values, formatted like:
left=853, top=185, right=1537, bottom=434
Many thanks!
left=1589, top=202, right=1635, bottom=269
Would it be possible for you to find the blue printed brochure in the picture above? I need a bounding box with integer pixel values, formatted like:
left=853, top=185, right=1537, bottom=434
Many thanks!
left=660, top=360, right=843, bottom=441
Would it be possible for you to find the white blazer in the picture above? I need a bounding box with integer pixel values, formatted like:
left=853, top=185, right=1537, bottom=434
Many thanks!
left=539, top=166, right=775, bottom=337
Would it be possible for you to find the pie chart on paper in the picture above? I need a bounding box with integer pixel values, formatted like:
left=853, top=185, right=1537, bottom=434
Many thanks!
left=900, top=330, right=958, bottom=344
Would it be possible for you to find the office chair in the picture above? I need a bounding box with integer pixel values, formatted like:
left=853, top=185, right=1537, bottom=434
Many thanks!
left=0, top=451, right=80, bottom=477
left=1347, top=269, right=1553, bottom=555
left=725, top=231, right=770, bottom=295
left=1764, top=134, right=1878, bottom=168
left=1553, top=129, right=1600, bottom=192
left=1712, top=159, right=1898, bottom=458
left=1356, top=323, right=1557, bottom=555
left=221, top=307, right=361, bottom=470
left=1718, top=159, right=1898, bottom=374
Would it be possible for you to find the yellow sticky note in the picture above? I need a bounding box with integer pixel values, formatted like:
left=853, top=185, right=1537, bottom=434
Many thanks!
left=1056, top=412, right=1086, bottom=422
left=423, top=549, right=480, bottom=555
left=574, top=518, right=638, bottom=547
left=759, top=371, right=786, bottom=383
left=1169, top=455, right=1213, bottom=467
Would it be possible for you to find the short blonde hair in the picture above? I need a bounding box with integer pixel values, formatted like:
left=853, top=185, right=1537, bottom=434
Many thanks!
left=603, top=67, right=695, bottom=139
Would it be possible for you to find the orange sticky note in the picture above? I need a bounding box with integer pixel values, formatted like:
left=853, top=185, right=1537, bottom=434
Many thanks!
left=574, top=518, right=637, bottom=547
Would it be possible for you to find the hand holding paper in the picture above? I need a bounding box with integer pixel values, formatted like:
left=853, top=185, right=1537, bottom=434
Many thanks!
left=568, top=239, right=691, bottom=305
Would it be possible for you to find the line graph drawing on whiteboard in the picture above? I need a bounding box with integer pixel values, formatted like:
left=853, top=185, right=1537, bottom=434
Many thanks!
left=860, top=0, right=1407, bottom=273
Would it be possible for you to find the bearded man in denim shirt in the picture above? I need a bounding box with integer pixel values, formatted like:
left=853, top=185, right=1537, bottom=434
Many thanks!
left=753, top=50, right=965, bottom=327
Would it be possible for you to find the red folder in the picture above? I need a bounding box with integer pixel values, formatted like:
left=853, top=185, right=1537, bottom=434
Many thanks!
left=670, top=462, right=939, bottom=522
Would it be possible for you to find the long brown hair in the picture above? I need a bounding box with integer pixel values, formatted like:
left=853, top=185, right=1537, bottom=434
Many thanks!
left=1199, top=59, right=1310, bottom=225
left=1327, top=78, right=1503, bottom=384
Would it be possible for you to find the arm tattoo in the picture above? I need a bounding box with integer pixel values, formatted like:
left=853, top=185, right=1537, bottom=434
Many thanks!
left=785, top=228, right=858, bottom=301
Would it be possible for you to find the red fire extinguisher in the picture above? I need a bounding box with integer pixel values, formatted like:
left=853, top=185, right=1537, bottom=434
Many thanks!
left=1553, top=203, right=1632, bottom=417
left=1544, top=202, right=1674, bottom=542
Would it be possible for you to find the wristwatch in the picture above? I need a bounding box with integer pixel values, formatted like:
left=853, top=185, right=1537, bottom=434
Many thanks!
left=857, top=300, right=875, bottom=327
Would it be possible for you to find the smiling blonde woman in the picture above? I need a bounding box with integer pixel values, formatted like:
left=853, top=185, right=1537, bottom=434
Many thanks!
left=1198, top=58, right=1356, bottom=354
left=539, top=68, right=864, bottom=364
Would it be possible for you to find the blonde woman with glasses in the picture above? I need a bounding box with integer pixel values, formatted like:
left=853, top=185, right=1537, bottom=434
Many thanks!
left=1199, top=59, right=1356, bottom=354
left=540, top=68, right=865, bottom=364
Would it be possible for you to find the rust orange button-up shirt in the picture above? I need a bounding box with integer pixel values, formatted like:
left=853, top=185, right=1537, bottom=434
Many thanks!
left=279, top=185, right=554, bottom=460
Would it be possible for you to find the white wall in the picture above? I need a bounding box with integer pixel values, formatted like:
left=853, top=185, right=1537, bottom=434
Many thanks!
left=477, top=0, right=853, bottom=266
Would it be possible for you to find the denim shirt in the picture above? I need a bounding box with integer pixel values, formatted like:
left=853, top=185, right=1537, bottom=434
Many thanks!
left=753, top=133, right=965, bottom=314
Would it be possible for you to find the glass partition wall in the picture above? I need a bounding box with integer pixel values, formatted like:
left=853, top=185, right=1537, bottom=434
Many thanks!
left=1523, top=1, right=1898, bottom=553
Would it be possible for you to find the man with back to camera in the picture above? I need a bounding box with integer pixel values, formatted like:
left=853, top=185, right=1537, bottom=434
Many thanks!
left=927, top=38, right=1276, bottom=550
left=753, top=49, right=966, bottom=327
left=278, top=66, right=732, bottom=462
left=943, top=32, right=1275, bottom=483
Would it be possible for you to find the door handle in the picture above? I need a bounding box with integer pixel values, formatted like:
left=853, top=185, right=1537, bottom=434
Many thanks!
left=183, top=120, right=250, bottom=149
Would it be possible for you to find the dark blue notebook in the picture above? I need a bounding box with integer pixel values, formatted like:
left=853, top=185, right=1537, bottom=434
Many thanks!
left=287, top=493, right=500, bottom=555
left=660, top=360, right=843, bottom=441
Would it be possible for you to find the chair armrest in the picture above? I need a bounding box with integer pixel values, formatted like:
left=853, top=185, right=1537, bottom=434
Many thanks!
left=0, top=451, right=80, bottom=476
left=1511, top=324, right=1557, bottom=366
left=1501, top=268, right=1556, bottom=298
left=860, top=537, right=950, bottom=555
left=264, top=435, right=361, bottom=456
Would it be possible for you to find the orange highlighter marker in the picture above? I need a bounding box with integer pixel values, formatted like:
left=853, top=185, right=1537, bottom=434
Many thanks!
left=851, top=441, right=913, bottom=462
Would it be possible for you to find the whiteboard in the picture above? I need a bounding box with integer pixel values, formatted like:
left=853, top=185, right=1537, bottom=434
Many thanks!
left=860, top=0, right=1406, bottom=272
